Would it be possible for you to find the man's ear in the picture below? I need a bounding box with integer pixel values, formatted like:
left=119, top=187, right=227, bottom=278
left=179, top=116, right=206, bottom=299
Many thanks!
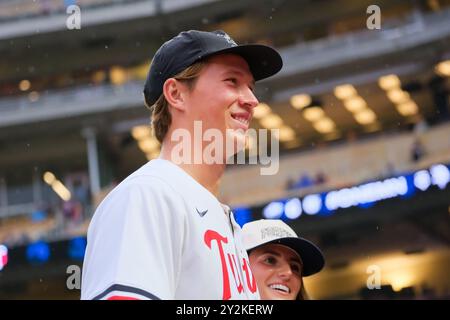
left=163, top=78, right=188, bottom=112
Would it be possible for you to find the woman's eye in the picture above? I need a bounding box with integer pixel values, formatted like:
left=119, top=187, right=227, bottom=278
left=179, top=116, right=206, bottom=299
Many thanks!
left=291, top=264, right=302, bottom=274
left=226, top=78, right=237, bottom=85
left=264, top=256, right=277, bottom=265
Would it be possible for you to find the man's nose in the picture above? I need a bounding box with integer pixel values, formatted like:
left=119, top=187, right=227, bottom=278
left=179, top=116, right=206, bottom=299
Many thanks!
left=239, top=87, right=259, bottom=110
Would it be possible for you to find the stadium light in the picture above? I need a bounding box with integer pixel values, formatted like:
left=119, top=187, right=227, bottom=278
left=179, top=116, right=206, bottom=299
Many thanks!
left=43, top=171, right=56, bottom=185
left=334, top=84, right=357, bottom=100
left=146, top=149, right=160, bottom=160
left=303, top=106, right=324, bottom=122
left=387, top=89, right=410, bottom=104
left=131, top=125, right=151, bottom=140
left=302, top=194, right=322, bottom=215
left=313, top=118, right=336, bottom=134
left=354, top=109, right=377, bottom=125
left=263, top=201, right=284, bottom=219
left=435, top=60, right=450, bottom=77
left=284, top=198, right=302, bottom=219
left=259, top=114, right=284, bottom=129
left=278, top=125, right=296, bottom=142
left=52, top=180, right=71, bottom=201
left=430, top=164, right=450, bottom=189
left=138, top=138, right=159, bottom=153
left=396, top=101, right=418, bottom=116
left=43, top=171, right=71, bottom=201
left=19, top=80, right=31, bottom=91
left=378, top=74, right=401, bottom=90
left=344, top=96, right=367, bottom=113
left=344, top=97, right=367, bottom=113
left=253, top=103, right=272, bottom=119
left=290, top=94, right=312, bottom=110
left=110, top=66, right=127, bottom=85
left=413, top=170, right=431, bottom=191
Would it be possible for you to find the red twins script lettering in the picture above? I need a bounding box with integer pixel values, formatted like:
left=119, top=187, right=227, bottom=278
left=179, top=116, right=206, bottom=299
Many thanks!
left=204, top=230, right=258, bottom=299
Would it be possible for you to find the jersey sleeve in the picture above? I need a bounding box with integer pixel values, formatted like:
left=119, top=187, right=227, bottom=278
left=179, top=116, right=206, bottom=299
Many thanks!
left=81, top=176, right=186, bottom=300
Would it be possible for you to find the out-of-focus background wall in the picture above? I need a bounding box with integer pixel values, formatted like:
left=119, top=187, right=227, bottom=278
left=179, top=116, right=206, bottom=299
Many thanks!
left=0, top=0, right=449, bottom=299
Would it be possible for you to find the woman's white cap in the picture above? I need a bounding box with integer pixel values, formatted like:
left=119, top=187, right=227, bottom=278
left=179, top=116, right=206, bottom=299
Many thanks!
left=242, top=219, right=325, bottom=276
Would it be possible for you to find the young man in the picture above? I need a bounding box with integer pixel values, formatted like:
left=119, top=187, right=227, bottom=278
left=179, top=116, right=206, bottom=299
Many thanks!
left=81, top=30, right=282, bottom=300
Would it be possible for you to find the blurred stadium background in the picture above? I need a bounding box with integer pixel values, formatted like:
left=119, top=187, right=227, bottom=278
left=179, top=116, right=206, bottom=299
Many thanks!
left=0, top=0, right=449, bottom=300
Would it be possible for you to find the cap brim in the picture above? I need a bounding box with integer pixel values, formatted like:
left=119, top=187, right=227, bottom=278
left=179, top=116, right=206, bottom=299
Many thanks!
left=250, top=237, right=325, bottom=277
left=206, top=44, right=282, bottom=81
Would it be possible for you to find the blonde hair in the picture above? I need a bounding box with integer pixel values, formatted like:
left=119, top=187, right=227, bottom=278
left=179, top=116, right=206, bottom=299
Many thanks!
left=145, top=61, right=207, bottom=144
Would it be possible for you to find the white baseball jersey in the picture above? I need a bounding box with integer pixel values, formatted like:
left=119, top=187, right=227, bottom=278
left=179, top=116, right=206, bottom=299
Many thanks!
left=81, top=159, right=259, bottom=300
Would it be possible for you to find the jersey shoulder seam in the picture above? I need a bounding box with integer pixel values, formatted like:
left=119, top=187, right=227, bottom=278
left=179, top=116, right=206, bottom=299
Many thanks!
left=122, top=173, right=190, bottom=209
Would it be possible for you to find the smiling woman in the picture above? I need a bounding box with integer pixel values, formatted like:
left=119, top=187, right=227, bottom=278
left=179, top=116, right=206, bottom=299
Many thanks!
left=249, top=244, right=303, bottom=300
left=242, top=219, right=325, bottom=300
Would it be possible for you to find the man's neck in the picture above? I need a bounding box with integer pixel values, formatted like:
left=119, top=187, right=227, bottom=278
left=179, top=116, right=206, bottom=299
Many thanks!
left=159, top=143, right=226, bottom=197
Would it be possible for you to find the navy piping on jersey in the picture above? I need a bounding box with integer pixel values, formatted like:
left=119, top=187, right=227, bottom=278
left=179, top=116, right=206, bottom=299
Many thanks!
left=92, top=284, right=161, bottom=300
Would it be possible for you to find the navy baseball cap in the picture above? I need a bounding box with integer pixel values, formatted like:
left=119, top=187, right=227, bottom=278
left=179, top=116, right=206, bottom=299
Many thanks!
left=143, top=30, right=283, bottom=106
left=242, top=219, right=325, bottom=277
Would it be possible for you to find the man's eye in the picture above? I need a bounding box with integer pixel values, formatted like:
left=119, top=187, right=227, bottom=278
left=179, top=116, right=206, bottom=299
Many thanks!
left=225, top=78, right=238, bottom=85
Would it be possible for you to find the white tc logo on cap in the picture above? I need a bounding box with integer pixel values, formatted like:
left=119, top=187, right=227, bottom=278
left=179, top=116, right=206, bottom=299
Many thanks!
left=217, top=33, right=237, bottom=46
left=261, top=227, right=294, bottom=240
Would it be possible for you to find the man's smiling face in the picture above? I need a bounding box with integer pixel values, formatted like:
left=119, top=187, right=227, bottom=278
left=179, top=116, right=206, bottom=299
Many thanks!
left=180, top=53, right=259, bottom=158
